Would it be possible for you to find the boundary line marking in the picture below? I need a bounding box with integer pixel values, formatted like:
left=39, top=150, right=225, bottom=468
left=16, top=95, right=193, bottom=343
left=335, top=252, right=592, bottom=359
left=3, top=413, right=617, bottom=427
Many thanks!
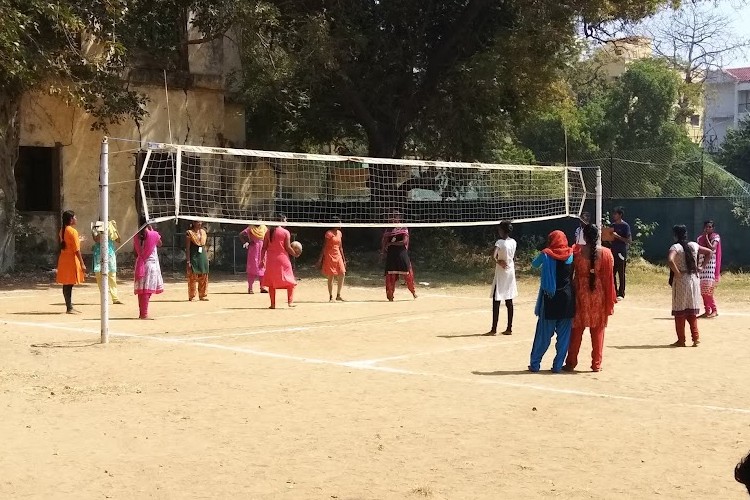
left=3, top=318, right=750, bottom=415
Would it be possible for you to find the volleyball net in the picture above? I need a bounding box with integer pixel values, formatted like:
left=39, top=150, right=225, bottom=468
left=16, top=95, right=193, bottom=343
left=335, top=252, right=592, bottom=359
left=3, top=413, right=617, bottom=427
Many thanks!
left=137, top=143, right=587, bottom=227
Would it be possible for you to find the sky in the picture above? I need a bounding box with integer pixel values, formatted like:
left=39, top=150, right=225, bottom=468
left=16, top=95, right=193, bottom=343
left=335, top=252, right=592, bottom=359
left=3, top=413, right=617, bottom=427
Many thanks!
left=699, top=0, right=750, bottom=67
left=644, top=0, right=750, bottom=69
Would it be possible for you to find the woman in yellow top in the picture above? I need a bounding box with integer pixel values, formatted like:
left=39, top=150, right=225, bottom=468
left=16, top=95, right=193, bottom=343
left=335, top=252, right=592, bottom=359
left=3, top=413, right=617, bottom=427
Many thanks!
left=57, top=210, right=87, bottom=314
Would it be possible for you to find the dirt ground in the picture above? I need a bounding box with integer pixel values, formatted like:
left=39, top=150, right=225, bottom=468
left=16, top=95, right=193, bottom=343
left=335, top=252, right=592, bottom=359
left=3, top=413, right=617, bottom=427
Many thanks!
left=1, top=272, right=749, bottom=499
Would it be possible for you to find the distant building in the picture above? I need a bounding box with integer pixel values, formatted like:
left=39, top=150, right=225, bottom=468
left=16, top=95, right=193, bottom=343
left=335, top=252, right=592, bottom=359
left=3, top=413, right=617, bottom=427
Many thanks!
left=595, top=36, right=653, bottom=79
left=593, top=36, right=703, bottom=144
left=703, top=67, right=750, bottom=151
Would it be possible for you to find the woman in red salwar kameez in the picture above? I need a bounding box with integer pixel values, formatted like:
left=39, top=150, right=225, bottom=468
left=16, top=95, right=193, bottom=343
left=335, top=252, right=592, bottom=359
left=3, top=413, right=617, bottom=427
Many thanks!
left=563, top=224, right=617, bottom=373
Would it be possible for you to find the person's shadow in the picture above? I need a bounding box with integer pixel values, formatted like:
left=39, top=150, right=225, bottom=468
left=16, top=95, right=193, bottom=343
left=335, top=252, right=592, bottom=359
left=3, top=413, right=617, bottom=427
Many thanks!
left=438, top=333, right=499, bottom=339
left=472, top=369, right=563, bottom=376
left=610, top=344, right=675, bottom=350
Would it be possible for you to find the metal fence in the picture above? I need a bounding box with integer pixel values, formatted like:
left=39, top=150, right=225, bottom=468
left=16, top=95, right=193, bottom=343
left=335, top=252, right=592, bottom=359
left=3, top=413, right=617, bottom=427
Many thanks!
left=537, top=147, right=750, bottom=210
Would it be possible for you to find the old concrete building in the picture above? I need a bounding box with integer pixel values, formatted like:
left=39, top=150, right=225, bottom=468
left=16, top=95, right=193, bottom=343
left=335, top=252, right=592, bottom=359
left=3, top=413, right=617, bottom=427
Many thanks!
left=15, top=28, right=244, bottom=263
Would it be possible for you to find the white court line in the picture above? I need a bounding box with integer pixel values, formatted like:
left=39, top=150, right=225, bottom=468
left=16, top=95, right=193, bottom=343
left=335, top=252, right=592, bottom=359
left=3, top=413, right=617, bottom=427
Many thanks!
left=348, top=340, right=528, bottom=366
left=3, top=318, right=750, bottom=415
left=188, top=326, right=312, bottom=340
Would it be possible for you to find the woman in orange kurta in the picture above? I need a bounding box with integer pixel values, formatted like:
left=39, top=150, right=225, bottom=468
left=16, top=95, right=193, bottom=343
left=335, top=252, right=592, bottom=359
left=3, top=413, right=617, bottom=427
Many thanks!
left=56, top=210, right=87, bottom=314
left=563, top=224, right=617, bottom=372
left=317, top=218, right=346, bottom=302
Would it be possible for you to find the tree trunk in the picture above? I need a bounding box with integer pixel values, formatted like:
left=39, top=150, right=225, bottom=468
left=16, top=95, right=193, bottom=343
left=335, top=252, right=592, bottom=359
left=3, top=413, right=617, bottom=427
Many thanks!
left=0, top=94, right=20, bottom=273
left=366, top=127, right=406, bottom=211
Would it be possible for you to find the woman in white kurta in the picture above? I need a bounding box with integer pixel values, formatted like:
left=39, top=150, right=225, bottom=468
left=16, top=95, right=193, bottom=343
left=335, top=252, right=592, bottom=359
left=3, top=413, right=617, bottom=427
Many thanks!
left=668, top=225, right=713, bottom=347
left=485, top=221, right=518, bottom=335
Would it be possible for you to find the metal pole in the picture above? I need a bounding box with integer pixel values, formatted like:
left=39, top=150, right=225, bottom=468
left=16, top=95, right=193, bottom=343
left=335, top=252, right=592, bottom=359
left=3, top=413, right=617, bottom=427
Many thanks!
left=609, top=150, right=614, bottom=199
left=700, top=148, right=705, bottom=197
left=596, top=167, right=603, bottom=245
left=99, top=137, right=109, bottom=344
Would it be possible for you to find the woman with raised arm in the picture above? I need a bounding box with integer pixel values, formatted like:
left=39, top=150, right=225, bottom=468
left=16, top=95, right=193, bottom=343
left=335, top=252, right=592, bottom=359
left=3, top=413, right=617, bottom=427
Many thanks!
left=92, top=218, right=122, bottom=305
left=668, top=225, right=713, bottom=347
left=381, top=210, right=417, bottom=301
left=485, top=221, right=517, bottom=336
left=186, top=221, right=209, bottom=301
left=239, top=218, right=268, bottom=294
left=563, top=224, right=617, bottom=373
left=697, top=219, right=722, bottom=318
left=317, top=216, right=347, bottom=302
left=56, top=210, right=87, bottom=314
left=134, top=216, right=164, bottom=320
left=261, top=214, right=299, bottom=309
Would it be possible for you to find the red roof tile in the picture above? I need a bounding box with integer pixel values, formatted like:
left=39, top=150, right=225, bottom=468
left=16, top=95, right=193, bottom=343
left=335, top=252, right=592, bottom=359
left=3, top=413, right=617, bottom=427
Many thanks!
left=725, top=67, right=750, bottom=82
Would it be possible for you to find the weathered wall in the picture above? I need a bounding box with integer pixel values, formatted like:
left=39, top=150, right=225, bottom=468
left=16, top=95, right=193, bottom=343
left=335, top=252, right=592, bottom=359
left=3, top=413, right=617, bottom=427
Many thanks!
left=19, top=83, right=245, bottom=260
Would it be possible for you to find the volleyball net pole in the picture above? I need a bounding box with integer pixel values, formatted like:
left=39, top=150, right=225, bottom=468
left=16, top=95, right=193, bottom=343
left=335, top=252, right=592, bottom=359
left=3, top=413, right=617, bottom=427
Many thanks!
left=99, top=137, right=110, bottom=344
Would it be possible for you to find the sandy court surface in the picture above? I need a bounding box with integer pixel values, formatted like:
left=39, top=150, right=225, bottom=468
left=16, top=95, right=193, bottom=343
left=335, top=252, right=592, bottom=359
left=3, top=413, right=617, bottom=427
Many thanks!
left=1, top=274, right=749, bottom=499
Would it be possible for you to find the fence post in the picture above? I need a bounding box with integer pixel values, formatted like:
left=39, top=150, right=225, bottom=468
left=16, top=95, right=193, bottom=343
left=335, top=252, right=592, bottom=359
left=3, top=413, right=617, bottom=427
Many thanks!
left=609, top=150, right=614, bottom=199
left=700, top=148, right=705, bottom=197
left=596, top=167, right=603, bottom=243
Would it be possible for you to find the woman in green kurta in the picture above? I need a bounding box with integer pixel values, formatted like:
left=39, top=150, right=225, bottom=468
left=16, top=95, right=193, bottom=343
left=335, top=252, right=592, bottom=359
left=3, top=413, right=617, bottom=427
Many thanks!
left=186, top=221, right=209, bottom=301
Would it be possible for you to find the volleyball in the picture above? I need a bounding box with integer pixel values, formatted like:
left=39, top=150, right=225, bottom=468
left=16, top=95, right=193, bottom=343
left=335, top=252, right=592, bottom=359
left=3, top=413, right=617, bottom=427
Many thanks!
left=291, top=241, right=302, bottom=256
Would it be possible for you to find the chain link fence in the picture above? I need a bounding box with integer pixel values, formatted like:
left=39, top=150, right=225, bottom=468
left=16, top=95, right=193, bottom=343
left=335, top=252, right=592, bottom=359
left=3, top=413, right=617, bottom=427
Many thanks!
left=539, top=147, right=750, bottom=212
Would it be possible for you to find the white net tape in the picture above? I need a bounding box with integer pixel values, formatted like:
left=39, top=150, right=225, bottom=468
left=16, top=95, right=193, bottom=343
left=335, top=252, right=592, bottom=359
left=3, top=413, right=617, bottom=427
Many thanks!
left=138, top=143, right=586, bottom=227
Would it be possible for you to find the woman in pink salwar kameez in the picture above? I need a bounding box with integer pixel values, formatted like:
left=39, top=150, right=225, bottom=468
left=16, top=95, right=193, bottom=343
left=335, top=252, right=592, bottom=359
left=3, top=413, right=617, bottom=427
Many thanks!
left=261, top=215, right=300, bottom=309
left=697, top=220, right=722, bottom=318
left=134, top=218, right=164, bottom=319
left=239, top=222, right=268, bottom=294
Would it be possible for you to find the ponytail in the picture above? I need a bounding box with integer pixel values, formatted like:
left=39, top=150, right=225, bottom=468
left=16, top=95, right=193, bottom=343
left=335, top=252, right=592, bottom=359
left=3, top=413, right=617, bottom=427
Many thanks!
left=582, top=224, right=600, bottom=291
left=672, top=225, right=697, bottom=274
left=138, top=215, right=148, bottom=243
left=269, top=213, right=286, bottom=242
left=60, top=210, right=75, bottom=250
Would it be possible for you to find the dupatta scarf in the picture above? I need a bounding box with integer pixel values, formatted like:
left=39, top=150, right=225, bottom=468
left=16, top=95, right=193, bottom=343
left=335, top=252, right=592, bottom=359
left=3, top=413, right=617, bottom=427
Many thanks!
left=249, top=224, right=267, bottom=241
left=697, top=232, right=721, bottom=280
left=187, top=228, right=207, bottom=246
left=383, top=227, right=409, bottom=249
left=134, top=228, right=161, bottom=280
left=535, top=230, right=573, bottom=297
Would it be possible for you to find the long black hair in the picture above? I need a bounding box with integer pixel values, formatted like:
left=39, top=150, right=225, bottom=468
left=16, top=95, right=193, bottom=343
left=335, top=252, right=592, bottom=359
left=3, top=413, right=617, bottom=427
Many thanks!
left=672, top=225, right=697, bottom=274
left=582, top=224, right=600, bottom=291
left=60, top=210, right=75, bottom=250
left=268, top=213, right=286, bottom=241
left=138, top=215, right=148, bottom=243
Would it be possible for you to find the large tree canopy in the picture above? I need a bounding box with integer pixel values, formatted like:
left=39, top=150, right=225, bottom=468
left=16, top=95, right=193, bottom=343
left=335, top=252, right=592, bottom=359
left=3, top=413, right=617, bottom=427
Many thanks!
left=0, top=0, right=151, bottom=271
left=237, top=0, right=672, bottom=159
left=0, top=0, right=240, bottom=271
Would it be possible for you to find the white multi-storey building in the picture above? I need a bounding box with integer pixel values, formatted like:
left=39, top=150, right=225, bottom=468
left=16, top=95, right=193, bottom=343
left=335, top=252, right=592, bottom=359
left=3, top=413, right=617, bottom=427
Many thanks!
left=703, top=67, right=750, bottom=150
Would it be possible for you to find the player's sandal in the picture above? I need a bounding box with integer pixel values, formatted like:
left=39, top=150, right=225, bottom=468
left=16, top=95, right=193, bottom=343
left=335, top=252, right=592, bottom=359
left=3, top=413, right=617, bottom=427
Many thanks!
left=482, top=331, right=497, bottom=336
left=501, top=329, right=512, bottom=336
left=336, top=296, right=345, bottom=302
left=670, top=341, right=686, bottom=347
